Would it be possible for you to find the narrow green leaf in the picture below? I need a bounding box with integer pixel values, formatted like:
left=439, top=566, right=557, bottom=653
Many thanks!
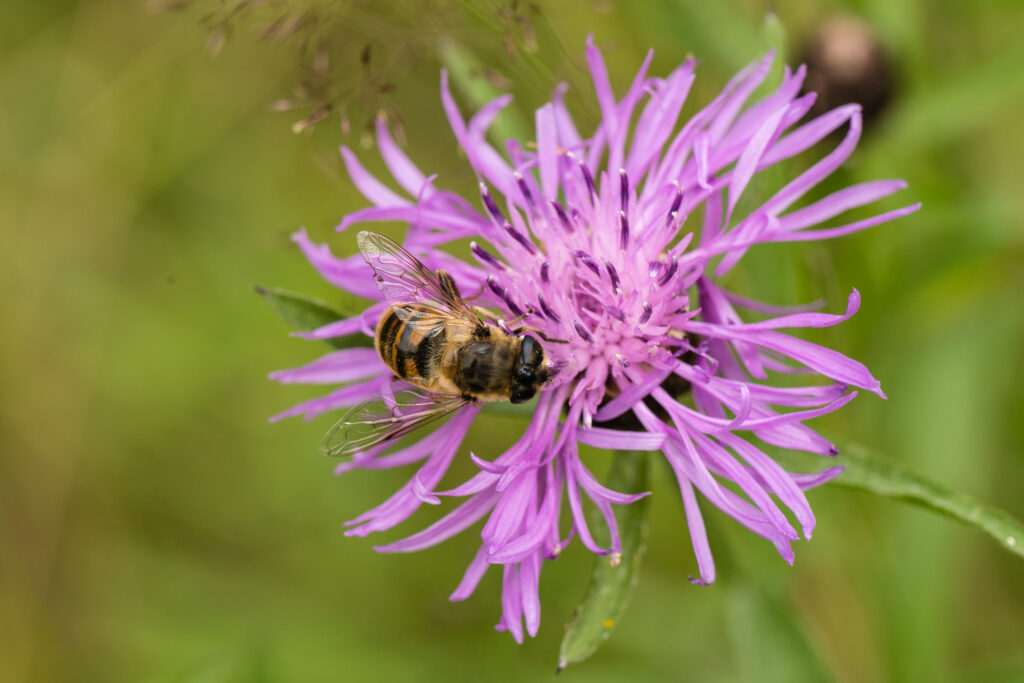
left=758, top=10, right=787, bottom=95
left=760, top=9, right=787, bottom=63
left=558, top=451, right=649, bottom=671
left=726, top=586, right=830, bottom=683
left=255, top=286, right=371, bottom=350
left=777, top=443, right=1024, bottom=560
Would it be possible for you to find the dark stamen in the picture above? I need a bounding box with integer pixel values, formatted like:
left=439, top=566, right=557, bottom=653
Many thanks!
left=639, top=301, right=654, bottom=324
left=618, top=211, right=629, bottom=249
left=471, top=241, right=504, bottom=270
left=572, top=250, right=601, bottom=277
left=604, top=259, right=621, bottom=292
left=656, top=255, right=678, bottom=287
left=486, top=275, right=504, bottom=300
left=605, top=305, right=626, bottom=322
left=573, top=154, right=597, bottom=197
left=479, top=182, right=505, bottom=224
left=502, top=292, right=524, bottom=318
left=504, top=222, right=537, bottom=255
left=619, top=169, right=629, bottom=213
left=540, top=261, right=550, bottom=284
left=487, top=275, right=524, bottom=317
left=549, top=198, right=573, bottom=233
left=573, top=320, right=594, bottom=344
left=665, top=182, right=683, bottom=226
left=513, top=172, right=536, bottom=209
left=538, top=294, right=560, bottom=323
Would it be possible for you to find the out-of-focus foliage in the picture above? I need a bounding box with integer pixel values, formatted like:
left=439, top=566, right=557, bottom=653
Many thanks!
left=2, top=1, right=1023, bottom=681
left=148, top=0, right=548, bottom=136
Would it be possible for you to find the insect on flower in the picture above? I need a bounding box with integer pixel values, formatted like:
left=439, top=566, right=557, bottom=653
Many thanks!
left=320, top=231, right=557, bottom=458
left=270, top=38, right=920, bottom=642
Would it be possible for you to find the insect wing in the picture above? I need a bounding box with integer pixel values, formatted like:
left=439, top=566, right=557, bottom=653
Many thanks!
left=319, top=390, right=468, bottom=458
left=356, top=231, right=480, bottom=330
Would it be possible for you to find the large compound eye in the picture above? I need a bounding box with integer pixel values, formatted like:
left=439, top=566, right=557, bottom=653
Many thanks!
left=518, top=335, right=543, bottom=368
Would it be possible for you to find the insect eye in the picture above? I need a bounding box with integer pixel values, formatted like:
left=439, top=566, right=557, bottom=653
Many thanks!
left=519, top=335, right=543, bottom=367
left=516, top=367, right=534, bottom=383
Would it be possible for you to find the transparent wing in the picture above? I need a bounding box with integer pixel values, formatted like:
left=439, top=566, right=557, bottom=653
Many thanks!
left=357, top=230, right=481, bottom=331
left=319, top=389, right=469, bottom=458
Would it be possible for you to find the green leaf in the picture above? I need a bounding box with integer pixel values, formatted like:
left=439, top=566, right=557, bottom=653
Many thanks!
left=255, top=286, right=371, bottom=350
left=726, top=585, right=830, bottom=683
left=777, top=443, right=1024, bottom=560
left=758, top=10, right=787, bottom=93
left=558, top=451, right=650, bottom=671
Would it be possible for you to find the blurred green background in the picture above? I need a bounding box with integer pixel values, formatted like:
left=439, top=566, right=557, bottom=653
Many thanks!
left=3, top=1, right=1023, bottom=681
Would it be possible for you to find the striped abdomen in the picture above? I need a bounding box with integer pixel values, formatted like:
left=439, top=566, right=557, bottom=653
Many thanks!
left=375, top=305, right=449, bottom=389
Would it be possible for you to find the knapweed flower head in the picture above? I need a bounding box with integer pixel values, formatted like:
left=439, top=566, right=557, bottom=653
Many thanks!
left=271, top=38, right=919, bottom=642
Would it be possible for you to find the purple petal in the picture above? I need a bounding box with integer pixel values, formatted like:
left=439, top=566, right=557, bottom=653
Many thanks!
left=337, top=205, right=485, bottom=236
left=375, top=489, right=500, bottom=553
left=707, top=51, right=775, bottom=143
left=684, top=320, right=885, bottom=397
left=719, top=432, right=817, bottom=538
left=440, top=71, right=515, bottom=198
left=374, top=116, right=433, bottom=200
left=769, top=203, right=921, bottom=242
left=488, top=471, right=560, bottom=564
left=585, top=34, right=618, bottom=145
left=762, top=103, right=859, bottom=169
left=268, top=347, right=385, bottom=385
left=450, top=545, right=490, bottom=601
left=722, top=290, right=825, bottom=315
left=737, top=289, right=860, bottom=330
left=535, top=103, right=559, bottom=198
left=521, top=553, right=542, bottom=637
left=777, top=179, right=908, bottom=232
left=761, top=106, right=862, bottom=216
left=482, top=472, right=534, bottom=547
left=500, top=564, right=524, bottom=643
left=576, top=426, right=666, bottom=450
left=270, top=375, right=389, bottom=423
left=340, top=146, right=410, bottom=208
left=593, top=366, right=672, bottom=421
left=551, top=82, right=582, bottom=148
left=791, top=466, right=845, bottom=490
left=679, top=477, right=715, bottom=585
left=291, top=229, right=380, bottom=298
left=726, top=103, right=788, bottom=219
left=627, top=60, right=696, bottom=181
left=607, top=48, right=654, bottom=173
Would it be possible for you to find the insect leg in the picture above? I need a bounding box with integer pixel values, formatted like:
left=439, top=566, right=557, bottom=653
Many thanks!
left=512, top=326, right=570, bottom=344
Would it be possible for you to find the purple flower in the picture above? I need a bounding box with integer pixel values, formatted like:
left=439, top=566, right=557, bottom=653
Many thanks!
left=271, top=39, right=919, bottom=641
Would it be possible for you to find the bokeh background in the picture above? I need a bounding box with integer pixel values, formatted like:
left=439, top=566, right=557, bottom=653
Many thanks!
left=3, top=1, right=1024, bottom=681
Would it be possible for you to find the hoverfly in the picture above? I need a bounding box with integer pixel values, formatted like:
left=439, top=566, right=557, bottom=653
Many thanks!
left=320, top=231, right=552, bottom=458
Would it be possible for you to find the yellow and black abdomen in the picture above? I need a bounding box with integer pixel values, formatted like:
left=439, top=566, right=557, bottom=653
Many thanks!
left=375, top=305, right=448, bottom=388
